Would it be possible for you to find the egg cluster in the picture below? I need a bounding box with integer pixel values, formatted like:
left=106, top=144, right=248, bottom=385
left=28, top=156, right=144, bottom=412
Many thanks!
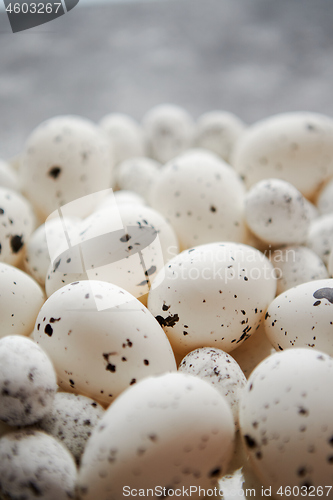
left=1, top=106, right=333, bottom=499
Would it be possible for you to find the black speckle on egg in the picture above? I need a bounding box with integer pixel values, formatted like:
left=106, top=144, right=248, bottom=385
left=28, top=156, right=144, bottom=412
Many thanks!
left=244, top=434, right=258, bottom=449
left=48, top=166, right=62, bottom=179
left=209, top=467, right=221, bottom=477
left=44, top=324, right=53, bottom=337
left=10, top=235, right=24, bottom=253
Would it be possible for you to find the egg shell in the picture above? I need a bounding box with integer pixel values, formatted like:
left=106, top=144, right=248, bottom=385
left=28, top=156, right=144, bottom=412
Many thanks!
left=45, top=203, right=179, bottom=302
left=150, top=150, right=247, bottom=249
left=306, top=213, right=333, bottom=265
left=147, top=242, right=277, bottom=356
left=20, top=115, right=112, bottom=220
left=78, top=372, right=235, bottom=500
left=317, top=177, right=333, bottom=215
left=0, top=429, right=77, bottom=500
left=116, top=157, right=161, bottom=202
left=142, top=104, right=195, bottom=163
left=0, top=335, right=57, bottom=426
left=34, top=392, right=105, bottom=464
left=99, top=113, right=145, bottom=167
left=244, top=178, right=311, bottom=245
left=271, top=245, right=328, bottom=295
left=264, top=278, right=333, bottom=356
left=239, top=349, right=333, bottom=496
left=232, top=112, right=333, bottom=199
left=195, top=110, right=246, bottom=163
left=0, top=186, right=36, bottom=266
left=96, top=190, right=146, bottom=211
left=178, top=347, right=247, bottom=428
left=0, top=159, right=20, bottom=191
left=0, top=263, right=45, bottom=338
left=34, top=280, right=177, bottom=405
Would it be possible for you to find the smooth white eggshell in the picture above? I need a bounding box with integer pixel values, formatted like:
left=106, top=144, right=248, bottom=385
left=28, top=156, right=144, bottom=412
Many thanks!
left=271, top=245, right=328, bottom=295
left=78, top=372, right=235, bottom=500
left=34, top=281, right=177, bottom=405
left=0, top=335, right=57, bottom=426
left=0, top=263, right=45, bottom=338
left=244, top=178, right=311, bottom=245
left=150, top=150, right=247, bottom=249
left=148, top=242, right=277, bottom=356
left=306, top=213, right=333, bottom=265
left=116, top=157, right=161, bottom=202
left=0, top=430, right=77, bottom=500
left=239, top=349, right=333, bottom=496
left=0, top=159, right=20, bottom=191
left=20, top=115, right=112, bottom=220
left=96, top=190, right=146, bottom=211
left=142, top=104, right=195, bottom=163
left=232, top=112, right=333, bottom=199
left=264, top=278, right=333, bottom=355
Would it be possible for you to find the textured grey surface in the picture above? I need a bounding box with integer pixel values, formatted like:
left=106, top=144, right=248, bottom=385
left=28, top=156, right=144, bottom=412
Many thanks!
left=0, top=0, right=333, bottom=158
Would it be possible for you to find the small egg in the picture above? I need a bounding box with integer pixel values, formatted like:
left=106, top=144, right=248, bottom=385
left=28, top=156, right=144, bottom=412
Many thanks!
left=78, top=372, right=235, bottom=499
left=271, top=245, right=328, bottom=295
left=20, top=115, right=112, bottom=220
left=239, top=349, right=333, bottom=496
left=34, top=281, right=177, bottom=405
left=34, top=392, right=105, bottom=464
left=306, top=213, right=333, bottom=265
left=0, top=335, right=57, bottom=426
left=0, top=429, right=77, bottom=500
left=0, top=186, right=36, bottom=266
left=142, top=104, right=195, bottom=163
left=244, top=178, right=311, bottom=245
left=147, top=242, right=276, bottom=356
left=264, top=278, right=333, bottom=355
left=150, top=150, right=247, bottom=249
left=232, top=112, right=333, bottom=199
left=0, top=159, right=19, bottom=191
left=178, top=347, right=247, bottom=427
left=116, top=157, right=161, bottom=202
left=0, top=262, right=45, bottom=338
left=195, top=110, right=246, bottom=163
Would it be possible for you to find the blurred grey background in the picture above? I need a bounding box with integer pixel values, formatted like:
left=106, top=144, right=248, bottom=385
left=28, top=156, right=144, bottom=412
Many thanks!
left=1, top=0, right=333, bottom=159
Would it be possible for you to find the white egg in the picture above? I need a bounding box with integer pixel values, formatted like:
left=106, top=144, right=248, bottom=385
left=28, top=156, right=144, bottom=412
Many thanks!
left=306, top=213, right=333, bottom=265
left=78, top=372, right=235, bottom=500
left=239, top=349, right=333, bottom=497
left=0, top=335, right=57, bottom=426
left=195, top=110, right=246, bottom=163
left=20, top=115, right=112, bottom=220
left=142, top=104, right=195, bottom=163
left=0, top=159, right=19, bottom=191
left=147, top=242, right=276, bottom=356
left=34, top=280, right=177, bottom=405
left=116, top=157, right=161, bottom=202
left=178, top=347, right=247, bottom=427
left=45, top=203, right=179, bottom=302
left=244, top=178, right=311, bottom=245
left=317, top=177, right=333, bottom=215
left=264, top=278, right=333, bottom=356
left=0, top=263, right=45, bottom=338
left=99, top=113, right=145, bottom=166
left=35, top=392, right=105, bottom=464
left=0, top=430, right=77, bottom=500
left=150, top=150, right=247, bottom=249
left=96, top=190, right=146, bottom=211
left=232, top=112, right=333, bottom=199
left=0, top=186, right=36, bottom=266
left=271, top=245, right=328, bottom=295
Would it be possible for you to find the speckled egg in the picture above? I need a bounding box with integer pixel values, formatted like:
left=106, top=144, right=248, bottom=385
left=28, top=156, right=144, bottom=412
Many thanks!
left=178, top=347, right=247, bottom=427
left=271, top=245, right=328, bottom=295
left=20, top=115, right=112, bottom=220
left=0, top=429, right=77, bottom=500
left=147, top=242, right=276, bottom=356
left=99, top=113, right=145, bottom=166
left=0, top=186, right=36, bottom=265
left=35, top=392, right=105, bottom=464
left=239, top=349, right=333, bottom=496
left=195, top=110, right=246, bottom=163
left=150, top=150, right=247, bottom=249
left=264, top=278, right=333, bottom=355
left=232, top=112, right=333, bottom=199
left=142, top=104, right=195, bottom=163
left=116, top=157, right=161, bottom=202
left=306, top=213, right=333, bottom=265
left=34, top=280, right=176, bottom=405
left=77, top=372, right=235, bottom=500
left=244, top=179, right=311, bottom=245
left=0, top=335, right=57, bottom=426
left=0, top=263, right=45, bottom=338
left=45, top=203, right=179, bottom=302
left=0, top=159, right=19, bottom=191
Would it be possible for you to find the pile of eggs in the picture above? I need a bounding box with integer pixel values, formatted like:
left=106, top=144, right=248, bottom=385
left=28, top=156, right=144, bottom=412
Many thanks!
left=1, top=105, right=333, bottom=499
